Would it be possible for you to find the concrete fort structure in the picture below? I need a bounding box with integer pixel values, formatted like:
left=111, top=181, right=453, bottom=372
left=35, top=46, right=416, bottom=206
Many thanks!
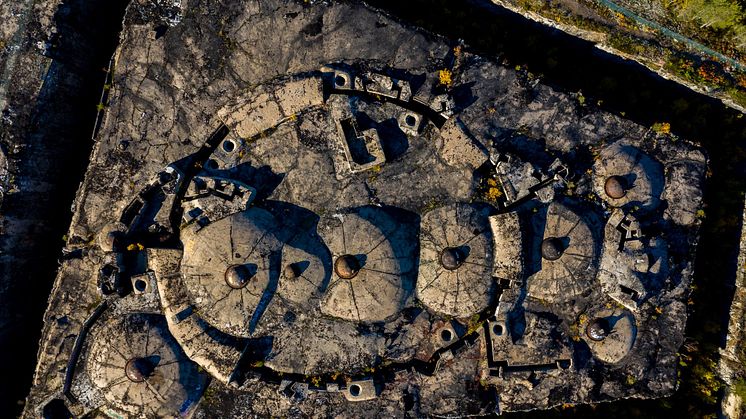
left=24, top=0, right=708, bottom=417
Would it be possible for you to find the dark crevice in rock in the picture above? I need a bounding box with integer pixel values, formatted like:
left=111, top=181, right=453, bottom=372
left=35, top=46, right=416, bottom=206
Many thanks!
left=0, top=0, right=130, bottom=415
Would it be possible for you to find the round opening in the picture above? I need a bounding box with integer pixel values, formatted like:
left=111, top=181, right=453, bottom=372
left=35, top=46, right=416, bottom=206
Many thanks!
left=334, top=75, right=347, bottom=87
left=349, top=384, right=361, bottom=397
left=283, top=311, right=297, bottom=324
left=492, top=324, right=504, bottom=336
left=405, top=115, right=416, bottom=127
left=334, top=254, right=361, bottom=279
left=222, top=140, right=236, bottom=153
left=557, top=359, right=572, bottom=370
left=206, top=159, right=219, bottom=170
left=440, top=329, right=453, bottom=342
left=134, top=279, right=147, bottom=292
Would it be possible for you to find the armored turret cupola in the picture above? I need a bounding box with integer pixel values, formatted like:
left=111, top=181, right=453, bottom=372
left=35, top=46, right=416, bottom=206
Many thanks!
left=604, top=175, right=628, bottom=199
left=586, top=317, right=611, bottom=341
left=125, top=357, right=154, bottom=383
left=527, top=202, right=601, bottom=303
left=541, top=237, right=565, bottom=261
left=440, top=246, right=465, bottom=270
left=224, top=264, right=254, bottom=289
left=335, top=254, right=361, bottom=279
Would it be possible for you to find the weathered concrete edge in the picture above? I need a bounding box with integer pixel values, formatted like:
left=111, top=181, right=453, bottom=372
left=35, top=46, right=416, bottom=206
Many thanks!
left=719, top=195, right=746, bottom=418
left=489, top=0, right=746, bottom=115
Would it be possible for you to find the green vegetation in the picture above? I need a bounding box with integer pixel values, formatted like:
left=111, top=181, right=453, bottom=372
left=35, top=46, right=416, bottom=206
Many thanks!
left=506, top=0, right=746, bottom=109
left=666, top=0, right=746, bottom=57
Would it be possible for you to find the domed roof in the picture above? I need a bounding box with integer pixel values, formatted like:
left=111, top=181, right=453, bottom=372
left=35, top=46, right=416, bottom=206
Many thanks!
left=224, top=264, right=255, bottom=289
left=604, top=176, right=628, bottom=200
left=181, top=207, right=281, bottom=337
left=586, top=317, right=610, bottom=341
left=592, top=143, right=663, bottom=210
left=416, top=203, right=495, bottom=318
left=84, top=314, right=207, bottom=417
left=124, top=357, right=153, bottom=382
left=527, top=202, right=600, bottom=302
left=335, top=254, right=361, bottom=279
left=584, top=309, right=637, bottom=363
left=319, top=207, right=409, bottom=322
left=439, top=247, right=466, bottom=270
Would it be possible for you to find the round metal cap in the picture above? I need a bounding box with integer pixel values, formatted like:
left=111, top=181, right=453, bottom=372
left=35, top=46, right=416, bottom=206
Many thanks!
left=224, top=264, right=253, bottom=289
left=586, top=318, right=611, bottom=341
left=604, top=176, right=628, bottom=199
left=440, top=247, right=465, bottom=270
left=334, top=254, right=361, bottom=279
left=541, top=237, right=565, bottom=261
left=124, top=358, right=153, bottom=383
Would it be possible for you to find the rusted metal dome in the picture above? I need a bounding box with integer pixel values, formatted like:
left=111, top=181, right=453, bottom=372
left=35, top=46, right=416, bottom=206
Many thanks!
left=439, top=246, right=465, bottom=270
left=124, top=357, right=153, bottom=383
left=224, top=264, right=253, bottom=289
left=334, top=254, right=361, bottom=279
left=604, top=176, right=628, bottom=199
left=586, top=317, right=610, bottom=341
left=541, top=237, right=564, bottom=261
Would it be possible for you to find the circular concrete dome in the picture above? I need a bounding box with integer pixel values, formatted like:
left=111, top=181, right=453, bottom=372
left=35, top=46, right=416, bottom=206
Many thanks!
left=319, top=207, right=409, bottom=322
left=439, top=247, right=465, bottom=270
left=584, top=309, right=637, bottom=364
left=527, top=202, right=600, bottom=302
left=124, top=357, right=153, bottom=383
left=417, top=203, right=496, bottom=318
left=181, top=207, right=281, bottom=337
left=97, top=222, right=126, bottom=252
left=592, top=143, right=663, bottom=209
left=84, top=314, right=207, bottom=417
left=283, top=263, right=301, bottom=280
